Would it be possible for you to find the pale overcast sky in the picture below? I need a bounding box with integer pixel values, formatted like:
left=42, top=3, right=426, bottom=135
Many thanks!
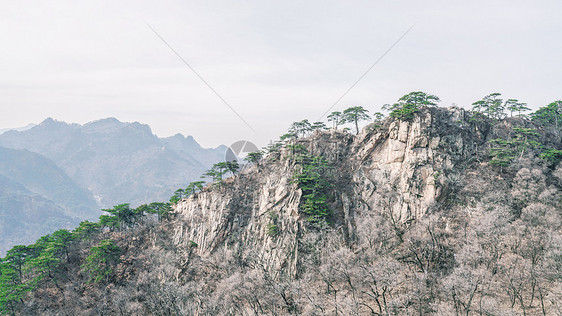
left=1, top=1, right=561, bottom=147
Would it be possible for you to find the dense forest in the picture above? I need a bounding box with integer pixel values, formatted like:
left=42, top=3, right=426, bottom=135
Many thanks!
left=1, top=92, right=561, bottom=315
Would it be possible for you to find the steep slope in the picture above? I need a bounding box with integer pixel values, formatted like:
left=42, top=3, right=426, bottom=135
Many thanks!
left=172, top=107, right=481, bottom=273
left=0, top=146, right=98, bottom=218
left=0, top=118, right=227, bottom=207
left=0, top=146, right=97, bottom=254
left=142, top=107, right=562, bottom=314
left=9, top=107, right=562, bottom=315
left=0, top=174, right=77, bottom=255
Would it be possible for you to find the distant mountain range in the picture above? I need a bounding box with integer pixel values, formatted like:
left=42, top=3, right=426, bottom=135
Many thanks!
left=0, top=118, right=227, bottom=254
left=0, top=123, right=36, bottom=135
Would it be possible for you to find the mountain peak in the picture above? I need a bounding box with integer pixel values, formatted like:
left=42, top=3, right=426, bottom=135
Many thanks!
left=39, top=117, right=64, bottom=126
left=164, top=133, right=200, bottom=147
left=94, top=117, right=120, bottom=123
left=84, top=117, right=123, bottom=127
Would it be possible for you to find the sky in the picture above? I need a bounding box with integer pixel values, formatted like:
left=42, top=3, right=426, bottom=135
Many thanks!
left=1, top=1, right=561, bottom=148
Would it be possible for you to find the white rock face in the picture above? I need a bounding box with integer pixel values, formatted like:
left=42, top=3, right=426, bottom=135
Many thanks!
left=174, top=107, right=484, bottom=274
left=353, top=110, right=441, bottom=221
left=174, top=159, right=306, bottom=276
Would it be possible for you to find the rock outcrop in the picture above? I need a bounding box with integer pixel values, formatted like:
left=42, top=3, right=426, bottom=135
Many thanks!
left=15, top=105, right=562, bottom=315
left=173, top=107, right=491, bottom=275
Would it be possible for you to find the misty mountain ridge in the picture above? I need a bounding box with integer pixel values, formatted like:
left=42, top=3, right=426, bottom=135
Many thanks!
left=0, top=146, right=98, bottom=217
left=0, top=123, right=36, bottom=135
left=0, top=117, right=227, bottom=254
left=0, top=173, right=78, bottom=255
left=0, top=117, right=227, bottom=207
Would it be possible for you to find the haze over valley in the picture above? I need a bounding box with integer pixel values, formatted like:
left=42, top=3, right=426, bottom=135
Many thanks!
left=0, top=118, right=226, bottom=254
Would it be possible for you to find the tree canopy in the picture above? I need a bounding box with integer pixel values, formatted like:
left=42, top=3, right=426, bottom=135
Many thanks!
left=244, top=151, right=264, bottom=164
left=311, top=121, right=327, bottom=131
left=288, top=119, right=313, bottom=138
left=202, top=161, right=239, bottom=185
left=81, top=239, right=121, bottom=284
left=327, top=111, right=343, bottom=129
left=342, top=106, right=370, bottom=134
left=531, top=100, right=562, bottom=130
left=385, top=91, right=440, bottom=120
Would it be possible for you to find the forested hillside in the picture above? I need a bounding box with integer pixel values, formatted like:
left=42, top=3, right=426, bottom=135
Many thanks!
left=1, top=92, right=561, bottom=315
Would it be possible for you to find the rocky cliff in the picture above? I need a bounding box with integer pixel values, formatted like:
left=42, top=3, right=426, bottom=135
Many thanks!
left=173, top=107, right=490, bottom=274
left=12, top=106, right=562, bottom=315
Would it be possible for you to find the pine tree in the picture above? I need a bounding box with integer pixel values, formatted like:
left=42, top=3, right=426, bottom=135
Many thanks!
left=342, top=106, right=370, bottom=134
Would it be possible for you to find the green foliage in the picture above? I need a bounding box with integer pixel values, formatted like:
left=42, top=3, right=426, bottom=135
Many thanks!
left=99, top=214, right=119, bottom=230
left=0, top=194, right=173, bottom=313
left=137, top=202, right=173, bottom=221
left=72, top=221, right=101, bottom=240
left=373, top=112, right=385, bottom=123
left=288, top=119, right=312, bottom=138
left=489, top=138, right=517, bottom=169
left=149, top=202, right=173, bottom=220
left=399, top=91, right=440, bottom=107
left=170, top=180, right=206, bottom=204
left=472, top=93, right=531, bottom=120
left=488, top=127, right=542, bottom=171
left=280, top=132, right=297, bottom=141
left=267, top=224, right=278, bottom=237
left=244, top=151, right=263, bottom=164
left=291, top=153, right=334, bottom=223
left=25, top=230, right=73, bottom=286
left=531, top=100, right=562, bottom=129
left=81, top=239, right=121, bottom=284
left=342, top=106, right=370, bottom=134
left=300, top=192, right=330, bottom=221
left=472, top=93, right=504, bottom=119
left=0, top=254, right=29, bottom=314
left=368, top=112, right=386, bottom=132
left=0, top=229, right=81, bottom=313
left=0, top=245, right=36, bottom=313
left=311, top=121, right=327, bottom=131
left=504, top=99, right=530, bottom=117
left=385, top=91, right=440, bottom=121
left=99, top=202, right=163, bottom=229
left=327, top=111, right=343, bottom=128
left=202, top=161, right=239, bottom=184
left=202, top=165, right=226, bottom=183
left=100, top=203, right=138, bottom=231
left=540, top=148, right=562, bottom=165
left=50, top=229, right=73, bottom=262
left=512, top=127, right=542, bottom=151
left=267, top=211, right=279, bottom=237
left=266, top=141, right=283, bottom=154
left=224, top=160, right=240, bottom=175
left=169, top=188, right=185, bottom=204
left=469, top=111, right=488, bottom=123
left=186, top=181, right=205, bottom=195
left=28, top=242, right=60, bottom=285
left=5, top=246, right=34, bottom=283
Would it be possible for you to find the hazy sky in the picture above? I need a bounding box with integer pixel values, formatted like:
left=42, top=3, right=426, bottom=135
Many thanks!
left=1, top=1, right=561, bottom=148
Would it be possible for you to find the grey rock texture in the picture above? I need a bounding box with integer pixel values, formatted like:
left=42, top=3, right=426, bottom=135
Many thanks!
left=173, top=107, right=489, bottom=275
